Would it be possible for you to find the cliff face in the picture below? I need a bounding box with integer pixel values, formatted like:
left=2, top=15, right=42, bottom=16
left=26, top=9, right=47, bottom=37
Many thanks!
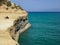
left=0, top=0, right=30, bottom=45
left=9, top=16, right=31, bottom=41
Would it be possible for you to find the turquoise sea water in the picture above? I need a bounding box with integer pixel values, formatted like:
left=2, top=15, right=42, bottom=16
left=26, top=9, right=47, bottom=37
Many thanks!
left=19, top=12, right=60, bottom=45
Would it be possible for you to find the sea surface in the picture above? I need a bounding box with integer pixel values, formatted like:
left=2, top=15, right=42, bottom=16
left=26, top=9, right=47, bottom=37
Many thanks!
left=19, top=12, right=60, bottom=45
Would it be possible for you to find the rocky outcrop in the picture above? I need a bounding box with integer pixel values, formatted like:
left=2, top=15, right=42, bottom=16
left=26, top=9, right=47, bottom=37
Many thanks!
left=0, top=0, right=31, bottom=45
left=9, top=16, right=30, bottom=41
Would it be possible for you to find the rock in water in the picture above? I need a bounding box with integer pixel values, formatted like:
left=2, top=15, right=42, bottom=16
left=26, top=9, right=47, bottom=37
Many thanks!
left=0, top=0, right=31, bottom=45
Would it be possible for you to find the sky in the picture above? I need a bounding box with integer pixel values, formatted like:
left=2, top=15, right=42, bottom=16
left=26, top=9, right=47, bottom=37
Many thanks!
left=11, top=0, right=60, bottom=12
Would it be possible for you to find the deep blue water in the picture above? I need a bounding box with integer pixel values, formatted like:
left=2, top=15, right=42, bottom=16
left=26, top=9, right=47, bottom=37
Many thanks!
left=19, top=12, right=60, bottom=45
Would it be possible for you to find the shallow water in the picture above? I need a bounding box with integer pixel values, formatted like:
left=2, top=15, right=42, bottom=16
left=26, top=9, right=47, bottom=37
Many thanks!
left=19, top=12, right=60, bottom=45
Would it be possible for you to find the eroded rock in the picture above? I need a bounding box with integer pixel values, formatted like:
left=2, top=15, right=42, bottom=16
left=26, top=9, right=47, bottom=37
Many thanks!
left=0, top=0, right=31, bottom=45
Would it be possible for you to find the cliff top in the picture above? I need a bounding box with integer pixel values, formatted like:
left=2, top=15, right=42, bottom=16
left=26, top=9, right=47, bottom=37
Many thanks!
left=0, top=0, right=27, bottom=14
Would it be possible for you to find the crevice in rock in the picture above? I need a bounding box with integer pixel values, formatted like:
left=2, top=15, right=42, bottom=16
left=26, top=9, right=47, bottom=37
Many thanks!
left=9, top=17, right=29, bottom=41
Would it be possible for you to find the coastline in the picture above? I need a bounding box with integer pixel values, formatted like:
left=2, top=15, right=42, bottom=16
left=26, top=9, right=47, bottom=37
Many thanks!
left=15, top=23, right=31, bottom=41
left=0, top=0, right=31, bottom=45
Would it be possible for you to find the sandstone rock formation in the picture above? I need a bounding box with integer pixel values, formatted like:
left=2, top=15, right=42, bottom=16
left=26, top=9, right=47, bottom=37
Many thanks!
left=0, top=0, right=31, bottom=45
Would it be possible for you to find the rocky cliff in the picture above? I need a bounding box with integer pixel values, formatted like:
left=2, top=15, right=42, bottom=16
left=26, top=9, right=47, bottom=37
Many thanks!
left=0, top=0, right=30, bottom=45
